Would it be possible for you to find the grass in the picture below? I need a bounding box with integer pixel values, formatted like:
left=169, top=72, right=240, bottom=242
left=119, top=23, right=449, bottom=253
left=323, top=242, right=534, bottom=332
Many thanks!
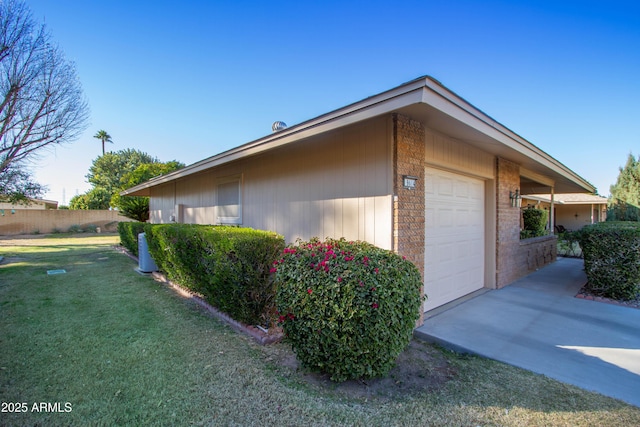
left=1, top=234, right=639, bottom=426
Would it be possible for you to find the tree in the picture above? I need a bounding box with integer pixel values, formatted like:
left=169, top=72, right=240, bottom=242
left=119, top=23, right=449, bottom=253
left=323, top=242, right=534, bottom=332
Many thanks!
left=70, top=149, right=183, bottom=212
left=112, top=161, right=184, bottom=221
left=608, top=153, right=640, bottom=221
left=0, top=165, right=43, bottom=203
left=93, top=130, right=112, bottom=155
left=69, top=187, right=111, bottom=210
left=85, top=149, right=156, bottom=196
left=0, top=0, right=89, bottom=202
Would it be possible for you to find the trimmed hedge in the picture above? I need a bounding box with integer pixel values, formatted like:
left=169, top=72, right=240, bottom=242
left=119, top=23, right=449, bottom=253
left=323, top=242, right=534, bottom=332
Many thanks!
left=578, top=221, right=640, bottom=301
left=117, top=221, right=147, bottom=257
left=274, top=238, right=423, bottom=382
left=144, top=224, right=285, bottom=326
left=521, top=208, right=548, bottom=239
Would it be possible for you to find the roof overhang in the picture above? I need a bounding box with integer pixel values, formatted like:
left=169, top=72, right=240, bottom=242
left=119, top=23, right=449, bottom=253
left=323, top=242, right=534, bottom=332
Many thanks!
left=122, top=76, right=595, bottom=196
left=523, top=194, right=608, bottom=205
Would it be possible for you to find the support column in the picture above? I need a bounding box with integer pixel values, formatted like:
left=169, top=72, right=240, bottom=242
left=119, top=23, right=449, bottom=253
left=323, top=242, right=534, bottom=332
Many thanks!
left=392, top=114, right=425, bottom=324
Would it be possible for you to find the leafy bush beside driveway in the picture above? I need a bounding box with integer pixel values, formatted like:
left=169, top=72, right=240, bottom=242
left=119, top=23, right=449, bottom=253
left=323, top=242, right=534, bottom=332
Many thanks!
left=578, top=221, right=640, bottom=300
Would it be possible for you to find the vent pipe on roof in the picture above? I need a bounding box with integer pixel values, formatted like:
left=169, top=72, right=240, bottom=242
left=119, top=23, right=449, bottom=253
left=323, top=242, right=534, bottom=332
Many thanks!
left=272, top=121, right=287, bottom=132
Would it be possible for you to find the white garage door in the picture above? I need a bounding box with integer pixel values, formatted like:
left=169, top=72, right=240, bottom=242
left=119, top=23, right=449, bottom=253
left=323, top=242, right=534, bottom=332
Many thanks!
left=424, top=167, right=485, bottom=312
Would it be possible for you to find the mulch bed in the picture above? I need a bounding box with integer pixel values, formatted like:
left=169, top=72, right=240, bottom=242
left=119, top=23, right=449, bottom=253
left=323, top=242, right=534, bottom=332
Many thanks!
left=576, top=286, right=640, bottom=309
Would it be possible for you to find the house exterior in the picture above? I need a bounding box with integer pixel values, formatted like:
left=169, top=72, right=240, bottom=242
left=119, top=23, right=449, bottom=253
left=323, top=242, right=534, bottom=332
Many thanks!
left=122, top=76, right=595, bottom=323
left=522, top=193, right=608, bottom=231
left=0, top=198, right=58, bottom=210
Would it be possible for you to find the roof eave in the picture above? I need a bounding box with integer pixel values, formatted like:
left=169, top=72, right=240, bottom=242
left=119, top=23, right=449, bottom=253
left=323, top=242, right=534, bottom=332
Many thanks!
left=121, top=76, right=595, bottom=197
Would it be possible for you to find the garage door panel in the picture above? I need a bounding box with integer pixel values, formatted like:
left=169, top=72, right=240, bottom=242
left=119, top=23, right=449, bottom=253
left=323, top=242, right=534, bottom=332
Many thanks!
left=424, top=168, right=485, bottom=312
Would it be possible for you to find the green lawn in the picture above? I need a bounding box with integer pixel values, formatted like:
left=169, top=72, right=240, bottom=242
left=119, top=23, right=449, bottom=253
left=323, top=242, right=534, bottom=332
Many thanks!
left=1, top=234, right=639, bottom=426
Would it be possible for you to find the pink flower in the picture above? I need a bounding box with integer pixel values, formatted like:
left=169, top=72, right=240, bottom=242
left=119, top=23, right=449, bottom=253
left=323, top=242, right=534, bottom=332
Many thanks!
left=359, top=281, right=364, bottom=287
left=269, top=267, right=277, bottom=273
left=372, top=303, right=379, bottom=309
left=374, top=268, right=379, bottom=274
left=337, top=277, right=343, bottom=283
left=307, top=288, right=313, bottom=295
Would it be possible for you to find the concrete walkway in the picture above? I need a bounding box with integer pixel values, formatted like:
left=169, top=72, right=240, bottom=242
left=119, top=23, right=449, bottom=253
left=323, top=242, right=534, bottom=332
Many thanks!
left=415, top=257, right=640, bottom=408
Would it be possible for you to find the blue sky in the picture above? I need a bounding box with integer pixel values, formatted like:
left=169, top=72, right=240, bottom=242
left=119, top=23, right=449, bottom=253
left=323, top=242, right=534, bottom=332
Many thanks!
left=26, top=0, right=640, bottom=204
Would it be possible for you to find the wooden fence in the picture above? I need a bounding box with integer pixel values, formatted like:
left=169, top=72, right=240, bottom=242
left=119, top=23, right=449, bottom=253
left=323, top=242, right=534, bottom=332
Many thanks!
left=0, top=209, right=134, bottom=236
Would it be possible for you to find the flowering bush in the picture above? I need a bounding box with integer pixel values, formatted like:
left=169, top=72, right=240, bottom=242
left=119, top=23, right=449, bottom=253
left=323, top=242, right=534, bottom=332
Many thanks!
left=274, top=238, right=423, bottom=381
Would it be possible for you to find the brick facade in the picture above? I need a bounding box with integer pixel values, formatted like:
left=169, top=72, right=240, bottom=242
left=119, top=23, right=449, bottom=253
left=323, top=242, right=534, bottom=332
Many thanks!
left=390, top=123, right=557, bottom=321
left=392, top=114, right=426, bottom=323
left=495, top=157, right=557, bottom=287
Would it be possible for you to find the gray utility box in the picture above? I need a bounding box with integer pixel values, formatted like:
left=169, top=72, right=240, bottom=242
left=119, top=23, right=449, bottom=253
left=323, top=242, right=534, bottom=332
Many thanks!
left=138, top=232, right=158, bottom=273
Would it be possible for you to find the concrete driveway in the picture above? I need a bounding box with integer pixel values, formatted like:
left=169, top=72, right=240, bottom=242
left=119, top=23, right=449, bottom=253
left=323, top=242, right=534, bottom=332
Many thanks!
left=415, top=257, right=640, bottom=408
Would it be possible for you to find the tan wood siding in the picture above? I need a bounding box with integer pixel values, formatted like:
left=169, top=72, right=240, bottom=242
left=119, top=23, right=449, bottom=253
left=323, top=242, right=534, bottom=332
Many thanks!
left=148, top=117, right=393, bottom=248
left=149, top=184, right=175, bottom=223
left=425, top=128, right=495, bottom=179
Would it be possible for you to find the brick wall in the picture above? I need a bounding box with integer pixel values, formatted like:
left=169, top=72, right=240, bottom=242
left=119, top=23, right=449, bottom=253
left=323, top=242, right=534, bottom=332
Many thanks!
left=392, top=114, right=426, bottom=323
left=496, top=157, right=521, bottom=287
left=496, top=157, right=557, bottom=287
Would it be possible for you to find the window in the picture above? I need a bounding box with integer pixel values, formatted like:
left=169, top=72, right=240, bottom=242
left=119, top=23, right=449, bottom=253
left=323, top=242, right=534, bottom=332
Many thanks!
left=217, top=176, right=242, bottom=224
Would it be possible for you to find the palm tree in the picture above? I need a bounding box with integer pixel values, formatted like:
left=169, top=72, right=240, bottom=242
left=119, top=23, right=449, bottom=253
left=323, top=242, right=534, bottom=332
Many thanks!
left=93, top=130, right=113, bottom=155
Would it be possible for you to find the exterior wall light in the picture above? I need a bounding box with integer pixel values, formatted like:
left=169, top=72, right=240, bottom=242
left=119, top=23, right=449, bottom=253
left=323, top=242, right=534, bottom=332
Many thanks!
left=403, top=175, right=418, bottom=190
left=510, top=189, right=521, bottom=208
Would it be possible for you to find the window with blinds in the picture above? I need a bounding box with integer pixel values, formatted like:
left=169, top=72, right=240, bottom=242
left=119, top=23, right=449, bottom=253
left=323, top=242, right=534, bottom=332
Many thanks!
left=217, top=177, right=242, bottom=224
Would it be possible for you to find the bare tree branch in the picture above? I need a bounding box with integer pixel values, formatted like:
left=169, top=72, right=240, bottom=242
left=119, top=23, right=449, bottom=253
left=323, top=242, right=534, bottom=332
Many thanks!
left=0, top=0, right=89, bottom=198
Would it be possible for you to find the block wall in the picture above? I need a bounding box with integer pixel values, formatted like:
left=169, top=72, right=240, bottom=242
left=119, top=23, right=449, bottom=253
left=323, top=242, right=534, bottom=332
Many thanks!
left=0, top=210, right=132, bottom=236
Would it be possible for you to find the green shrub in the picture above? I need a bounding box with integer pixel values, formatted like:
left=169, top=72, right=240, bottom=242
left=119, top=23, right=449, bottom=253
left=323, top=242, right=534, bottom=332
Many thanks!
left=578, top=222, right=640, bottom=300
left=144, top=224, right=285, bottom=326
left=521, top=208, right=548, bottom=239
left=117, top=221, right=147, bottom=257
left=557, top=230, right=583, bottom=257
left=68, top=224, right=83, bottom=233
left=274, top=238, right=423, bottom=382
